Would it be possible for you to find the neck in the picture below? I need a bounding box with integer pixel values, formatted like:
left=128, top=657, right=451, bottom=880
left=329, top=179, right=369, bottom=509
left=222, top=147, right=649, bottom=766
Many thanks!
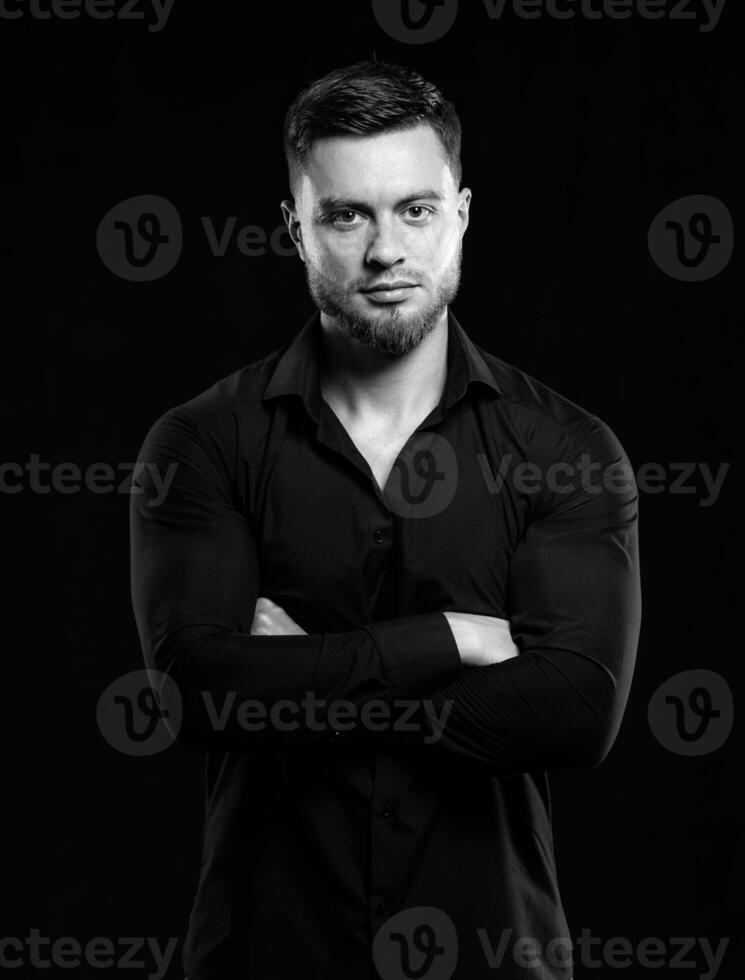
left=318, top=309, right=450, bottom=426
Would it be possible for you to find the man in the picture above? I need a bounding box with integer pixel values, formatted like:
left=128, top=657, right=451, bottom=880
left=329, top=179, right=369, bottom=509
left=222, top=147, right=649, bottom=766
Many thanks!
left=130, top=60, right=641, bottom=979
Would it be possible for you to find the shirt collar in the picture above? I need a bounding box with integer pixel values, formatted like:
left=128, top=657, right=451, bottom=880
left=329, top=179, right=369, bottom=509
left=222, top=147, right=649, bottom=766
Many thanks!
left=261, top=307, right=503, bottom=425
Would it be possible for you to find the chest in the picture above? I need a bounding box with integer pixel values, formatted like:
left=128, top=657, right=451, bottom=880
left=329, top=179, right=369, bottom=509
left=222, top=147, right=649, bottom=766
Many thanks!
left=322, top=394, right=440, bottom=495
left=341, top=422, right=415, bottom=494
left=251, top=406, right=523, bottom=631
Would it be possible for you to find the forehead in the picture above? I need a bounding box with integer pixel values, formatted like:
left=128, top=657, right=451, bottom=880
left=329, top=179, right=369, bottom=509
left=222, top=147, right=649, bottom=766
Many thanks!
left=298, top=123, right=454, bottom=202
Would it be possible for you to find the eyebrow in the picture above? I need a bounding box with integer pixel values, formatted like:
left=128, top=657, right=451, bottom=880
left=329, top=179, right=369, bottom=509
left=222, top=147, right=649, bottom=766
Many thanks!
left=316, top=189, right=445, bottom=214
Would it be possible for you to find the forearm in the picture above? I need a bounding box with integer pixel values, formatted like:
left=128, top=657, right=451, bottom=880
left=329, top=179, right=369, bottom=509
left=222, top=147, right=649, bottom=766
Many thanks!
left=143, top=614, right=461, bottom=753
left=371, top=638, right=636, bottom=777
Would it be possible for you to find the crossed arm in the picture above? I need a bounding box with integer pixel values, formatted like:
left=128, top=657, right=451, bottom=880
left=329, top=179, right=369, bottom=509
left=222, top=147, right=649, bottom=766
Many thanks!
left=130, top=406, right=641, bottom=777
left=251, top=596, right=520, bottom=668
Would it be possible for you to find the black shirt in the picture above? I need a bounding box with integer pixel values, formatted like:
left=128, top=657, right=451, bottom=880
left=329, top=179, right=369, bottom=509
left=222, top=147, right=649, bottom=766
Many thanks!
left=130, top=309, right=641, bottom=980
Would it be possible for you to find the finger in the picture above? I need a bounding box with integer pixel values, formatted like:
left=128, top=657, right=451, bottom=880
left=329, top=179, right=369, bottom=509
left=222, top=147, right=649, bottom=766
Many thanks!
left=256, top=596, right=281, bottom=611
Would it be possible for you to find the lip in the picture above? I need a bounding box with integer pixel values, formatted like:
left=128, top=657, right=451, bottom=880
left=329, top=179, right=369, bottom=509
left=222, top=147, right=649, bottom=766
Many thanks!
left=360, top=282, right=419, bottom=303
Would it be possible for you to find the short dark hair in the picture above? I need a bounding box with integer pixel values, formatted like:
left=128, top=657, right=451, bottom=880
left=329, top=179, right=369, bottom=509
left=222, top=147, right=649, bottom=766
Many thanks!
left=283, top=60, right=462, bottom=196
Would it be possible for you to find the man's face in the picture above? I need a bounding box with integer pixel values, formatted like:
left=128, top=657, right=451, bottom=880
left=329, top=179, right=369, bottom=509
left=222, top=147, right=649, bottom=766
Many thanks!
left=282, top=123, right=471, bottom=356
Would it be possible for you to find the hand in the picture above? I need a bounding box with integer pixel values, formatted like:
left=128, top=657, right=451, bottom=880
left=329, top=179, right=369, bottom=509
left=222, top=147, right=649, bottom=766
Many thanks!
left=250, top=597, right=308, bottom=636
left=442, top=612, right=519, bottom=667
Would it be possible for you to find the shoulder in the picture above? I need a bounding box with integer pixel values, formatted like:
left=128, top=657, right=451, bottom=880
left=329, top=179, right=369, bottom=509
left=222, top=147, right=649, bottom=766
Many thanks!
left=477, top=346, right=630, bottom=465
left=181, top=345, right=286, bottom=428
left=140, top=343, right=288, bottom=453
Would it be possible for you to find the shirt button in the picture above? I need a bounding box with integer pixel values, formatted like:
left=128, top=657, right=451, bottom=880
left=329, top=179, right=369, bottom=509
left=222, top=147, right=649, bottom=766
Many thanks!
left=373, top=528, right=386, bottom=544
left=378, top=901, right=390, bottom=916
left=380, top=800, right=395, bottom=818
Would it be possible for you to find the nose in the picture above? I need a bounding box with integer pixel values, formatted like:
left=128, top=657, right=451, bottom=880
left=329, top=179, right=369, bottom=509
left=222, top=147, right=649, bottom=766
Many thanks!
left=364, top=217, right=406, bottom=268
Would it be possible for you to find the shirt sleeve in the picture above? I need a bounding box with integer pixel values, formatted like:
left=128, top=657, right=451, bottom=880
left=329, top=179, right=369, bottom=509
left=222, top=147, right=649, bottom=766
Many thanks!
left=129, top=405, right=461, bottom=753
left=372, top=416, right=642, bottom=777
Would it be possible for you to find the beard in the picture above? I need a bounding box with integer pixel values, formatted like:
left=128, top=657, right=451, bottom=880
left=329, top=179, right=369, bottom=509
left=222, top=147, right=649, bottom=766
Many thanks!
left=304, top=247, right=462, bottom=356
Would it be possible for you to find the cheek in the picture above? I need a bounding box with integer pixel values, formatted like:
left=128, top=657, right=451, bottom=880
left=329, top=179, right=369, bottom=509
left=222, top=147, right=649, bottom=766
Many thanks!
left=416, top=222, right=461, bottom=273
left=309, top=232, right=361, bottom=275
left=328, top=233, right=366, bottom=271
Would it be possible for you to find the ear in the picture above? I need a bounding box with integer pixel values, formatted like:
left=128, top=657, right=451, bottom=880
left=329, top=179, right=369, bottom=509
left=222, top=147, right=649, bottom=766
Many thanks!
left=280, top=199, right=306, bottom=262
left=457, top=187, right=472, bottom=238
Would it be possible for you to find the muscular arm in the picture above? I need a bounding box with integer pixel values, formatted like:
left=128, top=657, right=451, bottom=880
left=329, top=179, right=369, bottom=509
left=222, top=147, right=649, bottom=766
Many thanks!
left=384, top=418, right=642, bottom=776
left=129, top=406, right=461, bottom=753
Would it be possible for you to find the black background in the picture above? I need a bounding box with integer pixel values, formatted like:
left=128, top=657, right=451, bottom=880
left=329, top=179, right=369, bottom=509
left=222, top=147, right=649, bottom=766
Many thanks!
left=1, top=1, right=739, bottom=976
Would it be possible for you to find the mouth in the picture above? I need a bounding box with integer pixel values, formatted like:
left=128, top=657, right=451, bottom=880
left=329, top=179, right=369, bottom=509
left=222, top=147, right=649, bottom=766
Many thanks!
left=360, top=281, right=419, bottom=304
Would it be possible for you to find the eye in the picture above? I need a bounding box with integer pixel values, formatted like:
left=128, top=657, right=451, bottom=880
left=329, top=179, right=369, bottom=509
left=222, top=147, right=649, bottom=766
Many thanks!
left=330, top=210, right=365, bottom=227
left=404, top=205, right=434, bottom=223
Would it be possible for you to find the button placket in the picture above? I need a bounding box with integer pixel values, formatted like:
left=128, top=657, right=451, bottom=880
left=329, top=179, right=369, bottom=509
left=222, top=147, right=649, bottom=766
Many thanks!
left=380, top=799, right=395, bottom=818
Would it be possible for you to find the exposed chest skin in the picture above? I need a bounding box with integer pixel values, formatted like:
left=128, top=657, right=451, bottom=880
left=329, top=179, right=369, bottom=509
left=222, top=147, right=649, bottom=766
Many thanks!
left=322, top=395, right=438, bottom=494
left=340, top=420, right=414, bottom=493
